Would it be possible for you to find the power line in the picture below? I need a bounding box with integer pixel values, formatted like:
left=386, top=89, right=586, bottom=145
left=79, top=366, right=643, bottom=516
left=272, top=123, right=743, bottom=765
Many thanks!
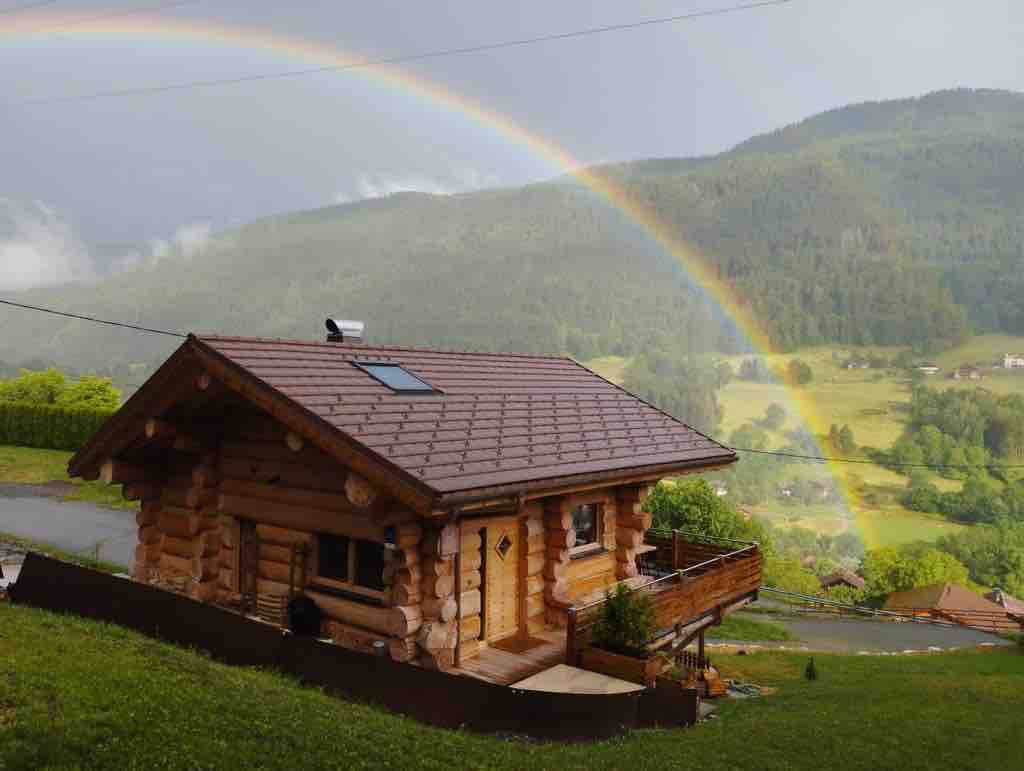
left=4, top=296, right=1021, bottom=471
left=12, top=0, right=794, bottom=107
left=0, top=298, right=185, bottom=338
left=731, top=446, right=1024, bottom=470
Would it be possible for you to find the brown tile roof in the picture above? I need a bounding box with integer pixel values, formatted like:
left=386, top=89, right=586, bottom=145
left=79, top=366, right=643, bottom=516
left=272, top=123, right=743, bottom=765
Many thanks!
left=985, top=589, right=1024, bottom=617
left=882, top=583, right=1020, bottom=632
left=819, top=571, right=866, bottom=590
left=195, top=336, right=735, bottom=500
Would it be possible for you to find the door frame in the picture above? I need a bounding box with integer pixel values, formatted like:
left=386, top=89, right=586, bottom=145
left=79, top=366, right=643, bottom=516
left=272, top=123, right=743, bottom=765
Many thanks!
left=464, top=514, right=527, bottom=645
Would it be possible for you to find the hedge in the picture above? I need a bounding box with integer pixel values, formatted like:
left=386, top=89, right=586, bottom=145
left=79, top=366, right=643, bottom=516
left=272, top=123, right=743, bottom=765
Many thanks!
left=0, top=401, right=115, bottom=452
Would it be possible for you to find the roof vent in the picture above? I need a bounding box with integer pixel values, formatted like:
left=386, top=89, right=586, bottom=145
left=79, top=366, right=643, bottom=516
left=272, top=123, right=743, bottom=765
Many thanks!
left=326, top=319, right=365, bottom=344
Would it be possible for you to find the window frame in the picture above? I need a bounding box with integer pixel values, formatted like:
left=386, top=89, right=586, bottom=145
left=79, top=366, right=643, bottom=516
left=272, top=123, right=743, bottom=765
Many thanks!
left=570, top=502, right=604, bottom=558
left=352, top=360, right=441, bottom=395
left=311, top=533, right=387, bottom=602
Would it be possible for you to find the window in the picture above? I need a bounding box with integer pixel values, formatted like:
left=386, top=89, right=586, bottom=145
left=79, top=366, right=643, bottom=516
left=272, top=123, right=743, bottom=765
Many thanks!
left=571, top=503, right=602, bottom=555
left=317, top=534, right=350, bottom=581
left=315, top=533, right=386, bottom=598
left=353, top=361, right=439, bottom=394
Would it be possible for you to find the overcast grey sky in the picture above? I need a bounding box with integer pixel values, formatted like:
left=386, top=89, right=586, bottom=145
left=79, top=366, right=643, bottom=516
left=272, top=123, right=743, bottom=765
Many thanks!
left=1, top=0, right=1022, bottom=265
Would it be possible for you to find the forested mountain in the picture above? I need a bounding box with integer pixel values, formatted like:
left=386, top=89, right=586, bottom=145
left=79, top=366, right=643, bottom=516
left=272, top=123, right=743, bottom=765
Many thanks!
left=5, top=88, right=1024, bottom=375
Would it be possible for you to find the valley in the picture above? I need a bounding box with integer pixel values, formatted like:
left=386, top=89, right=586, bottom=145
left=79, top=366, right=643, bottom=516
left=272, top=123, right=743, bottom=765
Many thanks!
left=588, top=333, right=1024, bottom=549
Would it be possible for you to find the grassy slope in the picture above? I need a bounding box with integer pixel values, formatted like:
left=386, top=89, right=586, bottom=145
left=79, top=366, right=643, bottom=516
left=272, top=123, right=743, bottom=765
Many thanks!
left=707, top=613, right=795, bottom=642
left=1, top=604, right=1021, bottom=770
left=0, top=445, right=133, bottom=510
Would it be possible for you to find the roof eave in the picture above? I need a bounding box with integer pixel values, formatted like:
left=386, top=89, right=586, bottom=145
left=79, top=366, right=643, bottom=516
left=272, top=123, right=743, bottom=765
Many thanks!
left=436, top=452, right=737, bottom=509
left=188, top=336, right=440, bottom=514
left=68, top=339, right=201, bottom=479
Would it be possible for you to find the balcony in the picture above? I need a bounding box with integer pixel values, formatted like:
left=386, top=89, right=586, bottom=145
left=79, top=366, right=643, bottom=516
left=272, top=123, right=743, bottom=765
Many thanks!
left=565, top=530, right=763, bottom=665
left=454, top=530, right=762, bottom=687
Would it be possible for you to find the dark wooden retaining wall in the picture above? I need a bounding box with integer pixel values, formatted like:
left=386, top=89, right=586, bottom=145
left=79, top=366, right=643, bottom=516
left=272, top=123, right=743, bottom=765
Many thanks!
left=8, top=552, right=698, bottom=742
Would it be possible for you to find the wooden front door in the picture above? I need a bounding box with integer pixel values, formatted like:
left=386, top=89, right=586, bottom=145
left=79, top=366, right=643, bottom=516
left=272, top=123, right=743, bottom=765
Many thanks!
left=483, top=517, right=520, bottom=642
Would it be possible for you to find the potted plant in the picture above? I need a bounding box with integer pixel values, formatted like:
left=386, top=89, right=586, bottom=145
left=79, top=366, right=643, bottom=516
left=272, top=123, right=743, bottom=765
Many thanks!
left=580, top=583, right=663, bottom=686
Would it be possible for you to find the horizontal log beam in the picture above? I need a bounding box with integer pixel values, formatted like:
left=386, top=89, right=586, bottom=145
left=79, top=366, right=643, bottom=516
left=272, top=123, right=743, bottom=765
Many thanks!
left=219, top=494, right=384, bottom=542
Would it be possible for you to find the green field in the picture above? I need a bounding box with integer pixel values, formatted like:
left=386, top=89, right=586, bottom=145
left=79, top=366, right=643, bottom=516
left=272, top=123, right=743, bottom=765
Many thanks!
left=707, top=612, right=795, bottom=642
left=2, top=603, right=1021, bottom=770
left=0, top=445, right=132, bottom=510
left=586, top=335, right=1024, bottom=549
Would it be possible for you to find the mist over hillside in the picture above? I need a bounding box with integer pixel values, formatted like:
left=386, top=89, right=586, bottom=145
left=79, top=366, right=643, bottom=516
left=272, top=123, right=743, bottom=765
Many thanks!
left=3, top=88, right=1023, bottom=374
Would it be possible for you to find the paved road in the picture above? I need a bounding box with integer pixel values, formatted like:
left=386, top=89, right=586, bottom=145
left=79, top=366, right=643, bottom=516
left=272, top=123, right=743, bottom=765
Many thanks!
left=709, top=613, right=1011, bottom=652
left=0, top=485, right=136, bottom=567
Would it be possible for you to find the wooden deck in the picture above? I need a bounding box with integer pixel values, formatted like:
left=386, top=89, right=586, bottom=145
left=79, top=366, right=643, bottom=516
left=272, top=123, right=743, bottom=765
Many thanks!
left=454, top=630, right=567, bottom=686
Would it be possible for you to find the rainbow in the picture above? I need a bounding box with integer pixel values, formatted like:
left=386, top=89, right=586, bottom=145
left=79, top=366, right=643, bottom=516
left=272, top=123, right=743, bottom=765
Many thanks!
left=3, top=8, right=860, bottom=526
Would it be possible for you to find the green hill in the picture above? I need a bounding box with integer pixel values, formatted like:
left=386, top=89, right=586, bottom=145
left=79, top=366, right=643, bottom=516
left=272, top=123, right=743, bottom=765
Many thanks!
left=2, top=602, right=1022, bottom=770
left=5, top=88, right=1024, bottom=375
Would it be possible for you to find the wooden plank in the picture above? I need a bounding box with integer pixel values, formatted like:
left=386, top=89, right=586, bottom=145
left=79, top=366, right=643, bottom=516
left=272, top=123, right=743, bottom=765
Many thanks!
left=219, top=457, right=348, bottom=495
left=219, top=494, right=384, bottom=542
left=220, top=477, right=368, bottom=517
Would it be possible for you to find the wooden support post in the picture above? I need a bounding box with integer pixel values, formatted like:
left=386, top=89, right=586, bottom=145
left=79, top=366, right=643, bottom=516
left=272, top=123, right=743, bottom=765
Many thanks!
left=565, top=606, right=578, bottom=666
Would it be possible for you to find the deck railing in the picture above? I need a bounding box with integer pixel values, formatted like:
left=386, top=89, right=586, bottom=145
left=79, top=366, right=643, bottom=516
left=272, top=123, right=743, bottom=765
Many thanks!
left=565, top=528, right=763, bottom=665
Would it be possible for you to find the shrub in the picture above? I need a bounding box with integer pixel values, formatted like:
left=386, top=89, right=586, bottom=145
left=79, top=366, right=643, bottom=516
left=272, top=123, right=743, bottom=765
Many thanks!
left=0, top=401, right=114, bottom=451
left=590, top=583, right=657, bottom=658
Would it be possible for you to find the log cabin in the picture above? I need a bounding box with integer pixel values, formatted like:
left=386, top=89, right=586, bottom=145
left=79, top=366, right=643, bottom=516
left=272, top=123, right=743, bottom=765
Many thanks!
left=69, top=325, right=762, bottom=684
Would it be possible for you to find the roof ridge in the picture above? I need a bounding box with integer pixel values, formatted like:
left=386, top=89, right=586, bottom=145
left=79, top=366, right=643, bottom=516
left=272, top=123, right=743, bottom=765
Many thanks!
left=196, top=334, right=575, bottom=361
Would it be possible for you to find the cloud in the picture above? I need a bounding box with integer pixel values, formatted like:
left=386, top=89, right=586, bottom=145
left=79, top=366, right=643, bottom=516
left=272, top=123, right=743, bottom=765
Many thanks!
left=147, top=222, right=214, bottom=264
left=0, top=199, right=94, bottom=291
left=334, top=169, right=500, bottom=205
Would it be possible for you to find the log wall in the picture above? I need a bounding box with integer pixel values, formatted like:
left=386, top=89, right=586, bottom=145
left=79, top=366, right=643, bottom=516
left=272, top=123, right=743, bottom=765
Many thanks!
left=417, top=522, right=458, bottom=670
left=521, top=504, right=547, bottom=636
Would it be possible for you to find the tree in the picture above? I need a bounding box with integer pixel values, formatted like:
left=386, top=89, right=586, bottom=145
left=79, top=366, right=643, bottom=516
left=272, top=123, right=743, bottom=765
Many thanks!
left=786, top=359, right=813, bottom=386
left=738, top=358, right=770, bottom=383
left=729, top=423, right=768, bottom=452
left=903, top=472, right=941, bottom=513
left=644, top=479, right=770, bottom=546
left=763, top=403, right=787, bottom=431
left=861, top=547, right=903, bottom=596
left=0, top=368, right=67, bottom=405
left=763, top=556, right=821, bottom=595
left=715, top=361, right=734, bottom=389
left=891, top=548, right=969, bottom=590
left=837, top=425, right=856, bottom=455
left=862, top=545, right=969, bottom=597
left=56, top=376, right=121, bottom=410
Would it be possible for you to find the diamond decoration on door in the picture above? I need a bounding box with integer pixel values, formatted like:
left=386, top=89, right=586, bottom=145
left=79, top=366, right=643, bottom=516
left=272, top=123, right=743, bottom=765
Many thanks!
left=495, top=532, right=513, bottom=560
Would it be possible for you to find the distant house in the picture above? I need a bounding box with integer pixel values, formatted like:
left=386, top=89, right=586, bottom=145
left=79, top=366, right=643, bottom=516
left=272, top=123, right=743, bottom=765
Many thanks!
left=883, top=583, right=1020, bottom=633
left=845, top=359, right=870, bottom=370
left=810, top=480, right=834, bottom=501
left=1004, top=353, right=1024, bottom=370
left=819, top=571, right=866, bottom=592
left=915, top=363, right=940, bottom=375
left=985, top=589, right=1024, bottom=622
left=951, top=365, right=983, bottom=381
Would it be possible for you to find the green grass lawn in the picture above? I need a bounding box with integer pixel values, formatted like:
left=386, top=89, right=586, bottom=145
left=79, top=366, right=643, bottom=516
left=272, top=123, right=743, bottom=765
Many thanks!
left=0, top=445, right=133, bottom=510
left=707, top=613, right=795, bottom=642
left=1, top=603, right=1021, bottom=770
